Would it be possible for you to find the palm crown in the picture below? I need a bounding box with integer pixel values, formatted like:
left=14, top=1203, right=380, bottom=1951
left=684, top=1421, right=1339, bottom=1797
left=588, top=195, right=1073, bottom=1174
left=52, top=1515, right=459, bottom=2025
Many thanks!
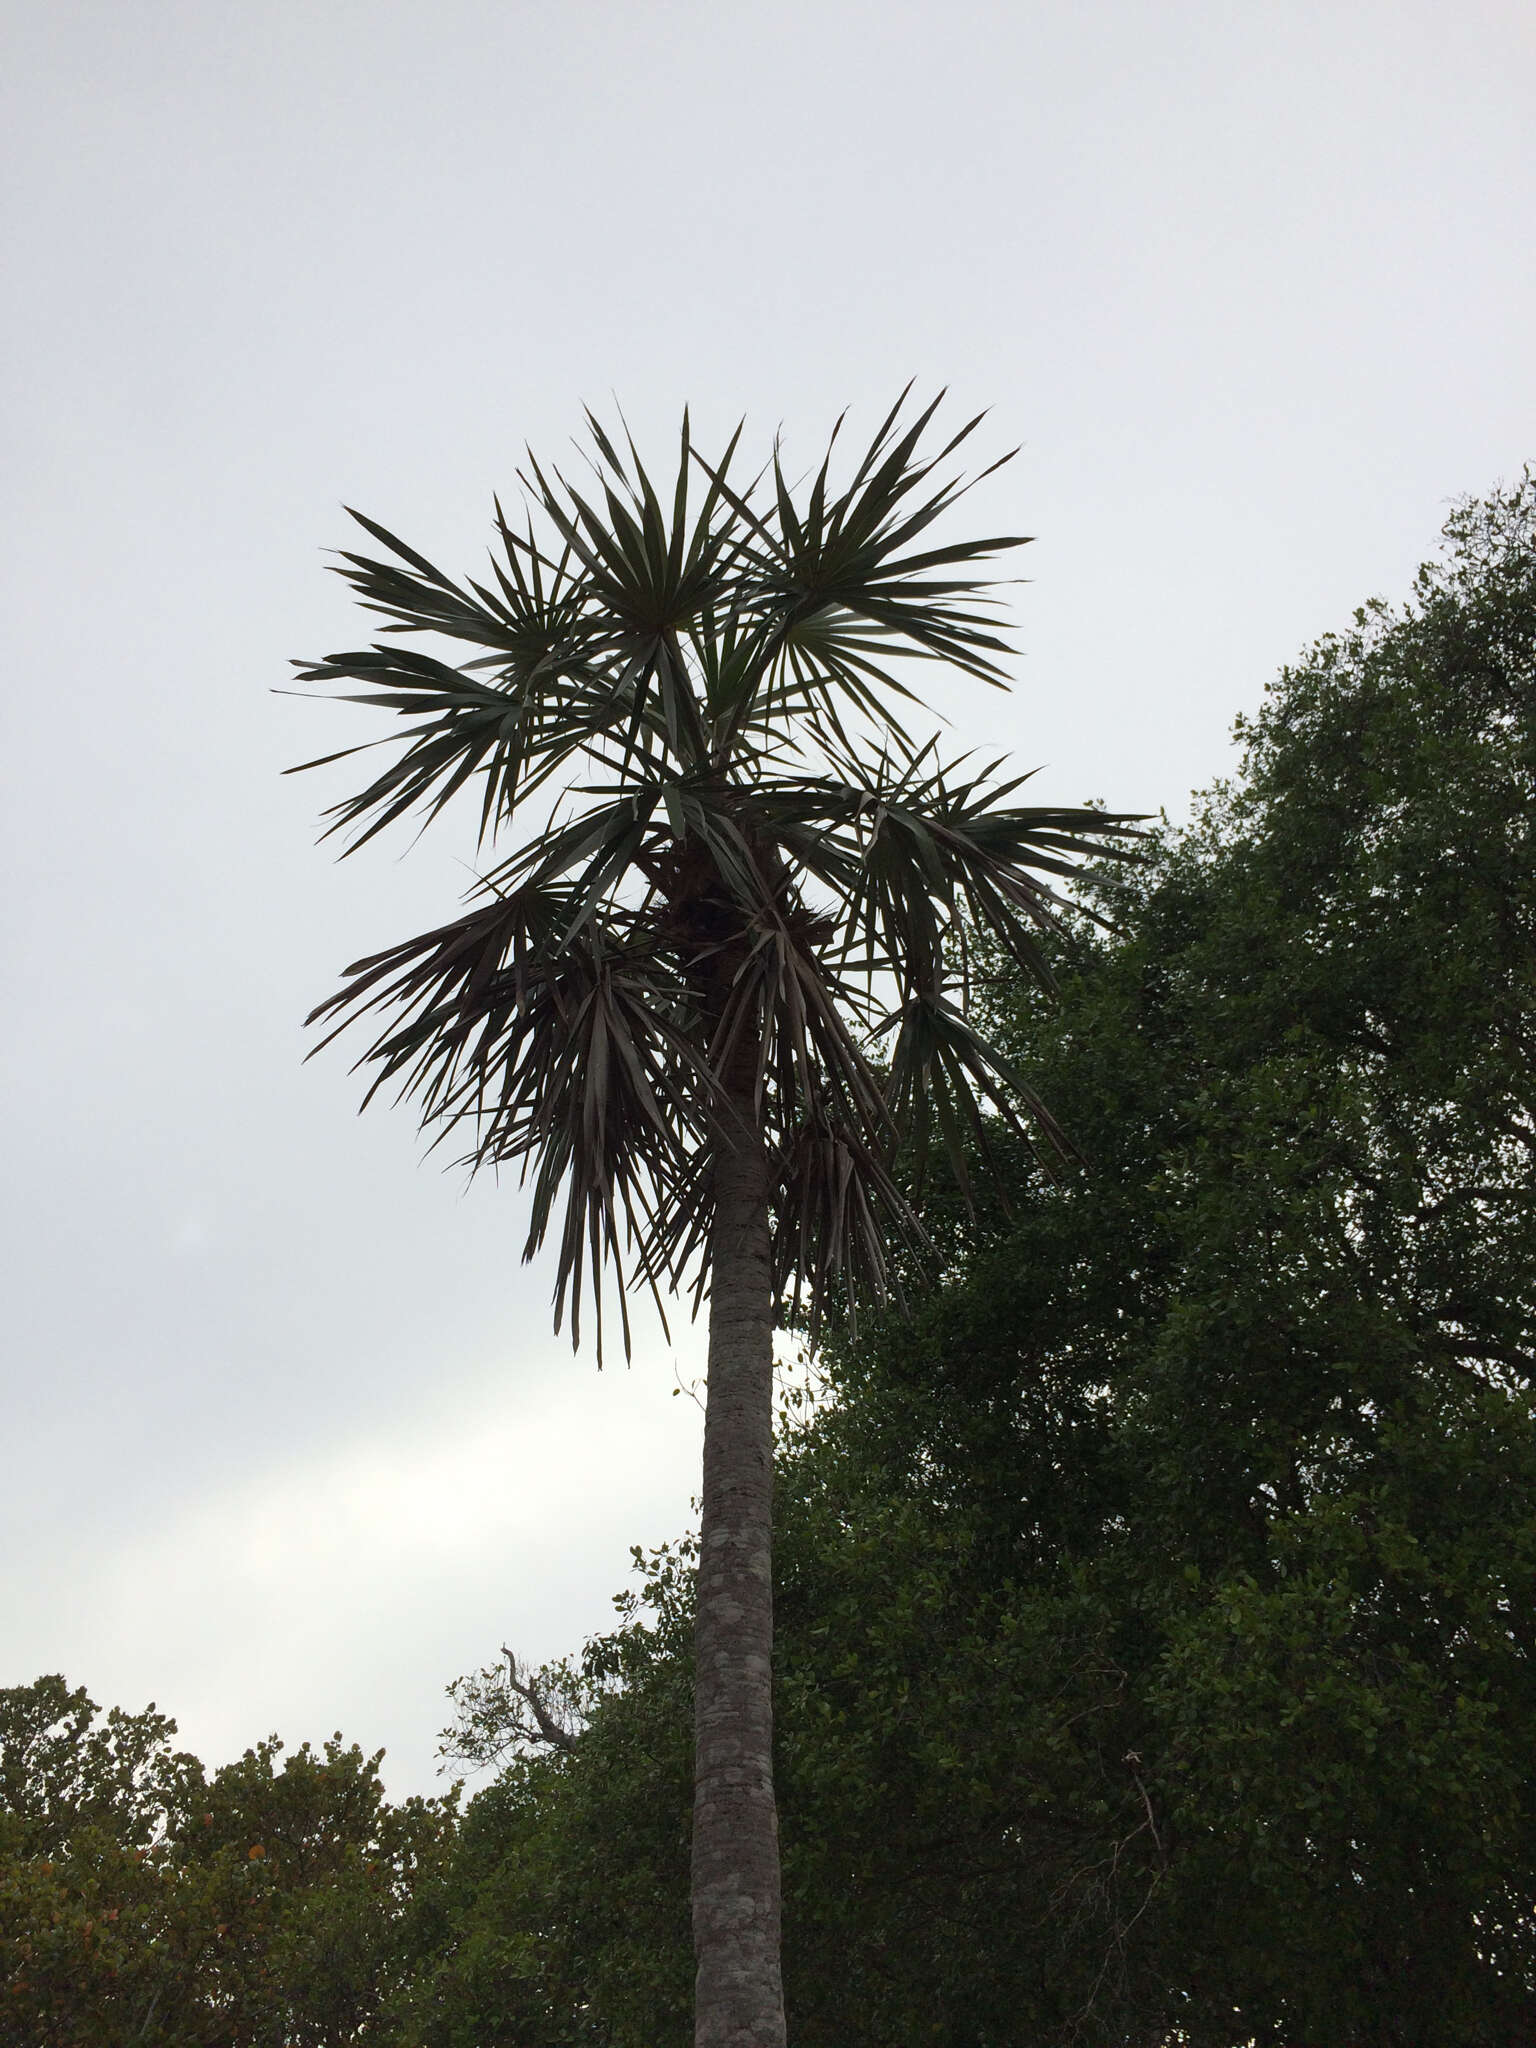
left=295, top=393, right=1141, bottom=1353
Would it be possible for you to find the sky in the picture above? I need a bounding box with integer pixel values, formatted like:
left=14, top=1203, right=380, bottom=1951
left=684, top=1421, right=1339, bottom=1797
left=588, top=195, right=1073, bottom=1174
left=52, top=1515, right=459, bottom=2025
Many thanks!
left=3, top=0, right=1532, bottom=1800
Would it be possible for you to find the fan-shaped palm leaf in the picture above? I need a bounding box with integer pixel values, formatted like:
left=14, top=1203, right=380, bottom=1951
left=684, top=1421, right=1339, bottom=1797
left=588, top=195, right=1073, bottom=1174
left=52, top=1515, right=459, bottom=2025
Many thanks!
left=292, top=393, right=1144, bottom=2048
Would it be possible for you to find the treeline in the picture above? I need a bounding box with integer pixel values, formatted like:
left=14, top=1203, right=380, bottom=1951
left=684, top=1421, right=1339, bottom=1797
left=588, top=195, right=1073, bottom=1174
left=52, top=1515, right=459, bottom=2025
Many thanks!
left=5, top=476, right=1533, bottom=2044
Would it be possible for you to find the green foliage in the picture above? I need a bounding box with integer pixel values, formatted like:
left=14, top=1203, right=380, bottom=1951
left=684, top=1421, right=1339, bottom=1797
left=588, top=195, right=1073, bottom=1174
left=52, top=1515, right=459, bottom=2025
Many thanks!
left=0, top=1674, right=201, bottom=1862
left=294, top=394, right=1140, bottom=1351
left=390, top=1554, right=697, bottom=2047
left=415, top=473, right=1536, bottom=2044
left=15, top=474, right=1529, bottom=2042
left=0, top=1679, right=455, bottom=2046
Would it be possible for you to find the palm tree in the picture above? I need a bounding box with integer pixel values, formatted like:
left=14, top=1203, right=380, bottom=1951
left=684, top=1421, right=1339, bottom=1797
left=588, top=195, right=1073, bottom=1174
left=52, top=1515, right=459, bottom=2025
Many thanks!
left=293, top=393, right=1141, bottom=2048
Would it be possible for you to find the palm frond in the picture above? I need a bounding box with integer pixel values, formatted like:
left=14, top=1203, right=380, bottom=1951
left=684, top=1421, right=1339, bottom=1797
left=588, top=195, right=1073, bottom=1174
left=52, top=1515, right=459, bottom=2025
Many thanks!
left=294, top=393, right=1148, bottom=1349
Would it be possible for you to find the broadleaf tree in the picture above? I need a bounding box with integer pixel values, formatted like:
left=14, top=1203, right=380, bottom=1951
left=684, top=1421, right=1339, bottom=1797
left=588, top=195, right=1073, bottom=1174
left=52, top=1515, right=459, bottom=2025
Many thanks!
left=0, top=1677, right=454, bottom=2046
left=291, top=392, right=1141, bottom=2047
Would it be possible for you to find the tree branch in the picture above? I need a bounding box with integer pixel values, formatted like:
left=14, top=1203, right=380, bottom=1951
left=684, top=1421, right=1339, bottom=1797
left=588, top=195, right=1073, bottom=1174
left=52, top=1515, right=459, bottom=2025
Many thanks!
left=501, top=1646, right=578, bottom=1754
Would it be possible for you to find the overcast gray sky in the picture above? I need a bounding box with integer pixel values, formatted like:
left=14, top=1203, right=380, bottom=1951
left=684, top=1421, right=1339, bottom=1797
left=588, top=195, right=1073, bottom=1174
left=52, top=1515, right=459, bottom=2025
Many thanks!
left=3, top=0, right=1532, bottom=1798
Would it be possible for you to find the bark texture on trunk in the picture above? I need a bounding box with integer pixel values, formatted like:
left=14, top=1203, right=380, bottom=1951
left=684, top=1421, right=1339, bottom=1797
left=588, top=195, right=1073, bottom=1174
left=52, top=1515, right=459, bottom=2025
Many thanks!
left=692, top=1069, right=786, bottom=2048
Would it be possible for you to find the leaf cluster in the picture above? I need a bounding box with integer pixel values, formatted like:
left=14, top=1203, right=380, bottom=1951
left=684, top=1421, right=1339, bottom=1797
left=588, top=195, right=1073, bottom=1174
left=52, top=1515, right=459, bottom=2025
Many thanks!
left=293, top=394, right=1142, bottom=1349
left=0, top=1680, right=456, bottom=2047
left=413, top=472, right=1536, bottom=2044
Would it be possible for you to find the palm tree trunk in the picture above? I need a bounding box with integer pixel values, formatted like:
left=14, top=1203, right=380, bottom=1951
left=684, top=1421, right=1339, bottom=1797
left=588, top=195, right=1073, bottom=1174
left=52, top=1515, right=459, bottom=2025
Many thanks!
left=693, top=1065, right=786, bottom=2048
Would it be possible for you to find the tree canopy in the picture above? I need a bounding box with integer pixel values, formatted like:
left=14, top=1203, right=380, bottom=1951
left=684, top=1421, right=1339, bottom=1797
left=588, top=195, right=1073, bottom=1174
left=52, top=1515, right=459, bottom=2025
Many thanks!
left=295, top=395, right=1139, bottom=1347
left=406, top=470, right=1536, bottom=2045
left=0, top=1677, right=454, bottom=2046
left=9, top=471, right=1532, bottom=2045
